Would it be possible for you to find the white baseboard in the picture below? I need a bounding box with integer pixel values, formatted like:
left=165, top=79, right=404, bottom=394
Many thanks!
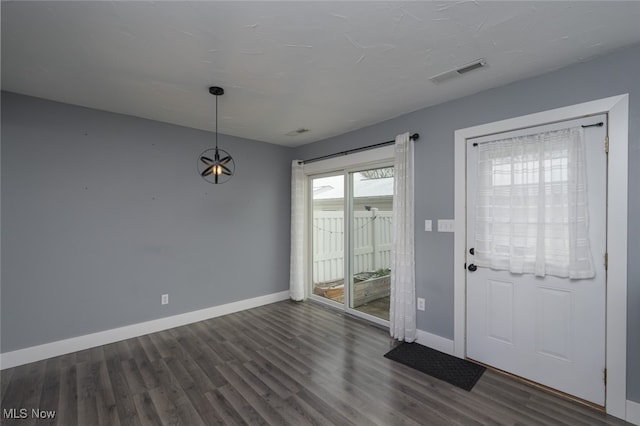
left=0, top=290, right=290, bottom=370
left=627, top=399, right=640, bottom=425
left=415, top=329, right=455, bottom=356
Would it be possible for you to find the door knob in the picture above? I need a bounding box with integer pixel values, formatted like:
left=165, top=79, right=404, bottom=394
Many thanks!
left=469, top=248, right=475, bottom=255
left=468, top=264, right=477, bottom=272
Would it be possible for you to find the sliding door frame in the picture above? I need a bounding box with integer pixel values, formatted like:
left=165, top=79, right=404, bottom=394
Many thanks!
left=304, top=146, right=395, bottom=326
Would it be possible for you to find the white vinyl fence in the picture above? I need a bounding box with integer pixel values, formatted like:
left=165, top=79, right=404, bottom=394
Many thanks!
left=313, top=210, right=392, bottom=283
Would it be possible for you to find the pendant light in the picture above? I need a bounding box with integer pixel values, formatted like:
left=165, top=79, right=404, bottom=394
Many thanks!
left=197, top=86, right=235, bottom=184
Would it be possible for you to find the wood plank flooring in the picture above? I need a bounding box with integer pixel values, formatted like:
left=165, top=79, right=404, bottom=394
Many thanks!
left=0, top=300, right=629, bottom=425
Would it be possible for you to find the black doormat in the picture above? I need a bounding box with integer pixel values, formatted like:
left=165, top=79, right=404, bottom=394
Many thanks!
left=384, top=343, right=485, bottom=391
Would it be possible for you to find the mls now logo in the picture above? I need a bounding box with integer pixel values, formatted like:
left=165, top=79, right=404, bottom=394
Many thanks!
left=3, top=408, right=56, bottom=419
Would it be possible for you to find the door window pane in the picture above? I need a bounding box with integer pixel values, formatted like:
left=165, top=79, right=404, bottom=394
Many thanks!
left=349, top=167, right=393, bottom=320
left=311, top=175, right=344, bottom=303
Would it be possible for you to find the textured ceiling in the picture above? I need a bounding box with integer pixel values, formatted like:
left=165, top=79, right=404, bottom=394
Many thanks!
left=2, top=1, right=640, bottom=147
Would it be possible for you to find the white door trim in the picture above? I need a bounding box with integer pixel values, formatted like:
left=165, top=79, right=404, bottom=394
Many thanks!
left=454, top=94, right=628, bottom=419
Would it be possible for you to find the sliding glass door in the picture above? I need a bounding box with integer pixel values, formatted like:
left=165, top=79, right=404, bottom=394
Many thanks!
left=310, top=166, right=393, bottom=323
left=349, top=167, right=393, bottom=320
left=311, top=173, right=345, bottom=303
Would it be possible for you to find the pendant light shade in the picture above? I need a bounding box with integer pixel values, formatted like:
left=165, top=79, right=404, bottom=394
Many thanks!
left=197, top=86, right=235, bottom=184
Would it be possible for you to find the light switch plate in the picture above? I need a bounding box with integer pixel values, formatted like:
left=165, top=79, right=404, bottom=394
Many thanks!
left=424, top=220, right=432, bottom=232
left=437, top=219, right=455, bottom=232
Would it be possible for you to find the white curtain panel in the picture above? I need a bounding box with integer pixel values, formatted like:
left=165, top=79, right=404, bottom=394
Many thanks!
left=474, top=127, right=595, bottom=279
left=390, top=132, right=416, bottom=342
left=290, top=160, right=306, bottom=301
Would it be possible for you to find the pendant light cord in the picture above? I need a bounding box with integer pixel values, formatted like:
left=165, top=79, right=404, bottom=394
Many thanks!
left=215, top=94, right=218, bottom=150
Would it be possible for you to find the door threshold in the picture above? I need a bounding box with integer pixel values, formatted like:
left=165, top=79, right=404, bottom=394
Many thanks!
left=468, top=358, right=605, bottom=412
left=307, top=297, right=389, bottom=331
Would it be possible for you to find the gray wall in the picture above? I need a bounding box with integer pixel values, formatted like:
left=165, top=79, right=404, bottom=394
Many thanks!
left=294, top=43, right=640, bottom=403
left=1, top=92, right=292, bottom=352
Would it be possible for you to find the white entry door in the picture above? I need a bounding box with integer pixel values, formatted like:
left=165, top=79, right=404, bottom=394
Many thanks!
left=466, top=115, right=607, bottom=405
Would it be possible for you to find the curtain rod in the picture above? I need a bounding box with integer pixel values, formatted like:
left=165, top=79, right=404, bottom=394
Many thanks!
left=299, top=133, right=420, bottom=164
left=472, top=121, right=603, bottom=147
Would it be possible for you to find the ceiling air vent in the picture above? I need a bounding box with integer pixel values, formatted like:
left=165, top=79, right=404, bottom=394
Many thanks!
left=286, top=128, right=311, bottom=136
left=430, top=58, right=487, bottom=84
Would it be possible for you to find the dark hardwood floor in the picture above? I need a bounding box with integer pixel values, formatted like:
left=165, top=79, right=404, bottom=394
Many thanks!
left=1, top=300, right=628, bottom=425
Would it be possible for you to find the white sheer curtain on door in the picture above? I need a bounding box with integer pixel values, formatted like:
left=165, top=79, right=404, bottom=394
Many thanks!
left=390, top=132, right=416, bottom=341
left=290, top=160, right=305, bottom=300
left=474, top=127, right=595, bottom=279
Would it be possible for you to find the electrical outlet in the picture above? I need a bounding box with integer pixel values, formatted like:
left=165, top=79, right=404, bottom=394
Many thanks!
left=424, top=220, right=432, bottom=232
left=161, top=294, right=169, bottom=305
left=417, top=297, right=425, bottom=311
